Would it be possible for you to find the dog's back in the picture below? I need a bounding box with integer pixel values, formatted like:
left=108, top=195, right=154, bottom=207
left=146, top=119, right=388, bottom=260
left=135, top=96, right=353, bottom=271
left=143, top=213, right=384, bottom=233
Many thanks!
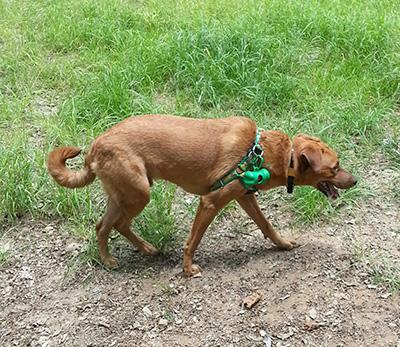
left=88, top=114, right=257, bottom=191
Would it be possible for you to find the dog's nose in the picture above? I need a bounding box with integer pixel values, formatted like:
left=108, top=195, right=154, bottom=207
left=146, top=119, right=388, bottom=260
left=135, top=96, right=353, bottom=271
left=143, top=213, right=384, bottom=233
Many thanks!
left=352, top=177, right=358, bottom=186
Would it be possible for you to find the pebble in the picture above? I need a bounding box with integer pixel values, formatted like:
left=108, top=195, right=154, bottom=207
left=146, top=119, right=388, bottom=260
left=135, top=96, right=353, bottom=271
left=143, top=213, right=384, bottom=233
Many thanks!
left=65, top=243, right=81, bottom=254
left=308, top=307, right=318, bottom=320
left=158, top=318, right=168, bottom=327
left=43, top=226, right=54, bottom=235
left=142, top=306, right=152, bottom=317
left=19, top=267, right=33, bottom=281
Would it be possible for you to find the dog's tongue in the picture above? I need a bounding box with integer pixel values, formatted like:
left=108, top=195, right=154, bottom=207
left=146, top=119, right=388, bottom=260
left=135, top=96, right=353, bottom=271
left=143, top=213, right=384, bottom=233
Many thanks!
left=318, top=181, right=339, bottom=200
left=327, top=182, right=339, bottom=199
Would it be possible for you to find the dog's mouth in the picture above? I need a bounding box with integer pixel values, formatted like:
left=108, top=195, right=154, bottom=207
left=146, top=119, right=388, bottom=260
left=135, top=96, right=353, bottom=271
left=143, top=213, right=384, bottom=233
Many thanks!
left=317, top=181, right=339, bottom=200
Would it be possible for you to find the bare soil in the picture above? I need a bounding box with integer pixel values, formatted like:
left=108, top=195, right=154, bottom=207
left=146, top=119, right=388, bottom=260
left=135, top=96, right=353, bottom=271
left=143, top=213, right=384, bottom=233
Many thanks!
left=1, top=163, right=399, bottom=347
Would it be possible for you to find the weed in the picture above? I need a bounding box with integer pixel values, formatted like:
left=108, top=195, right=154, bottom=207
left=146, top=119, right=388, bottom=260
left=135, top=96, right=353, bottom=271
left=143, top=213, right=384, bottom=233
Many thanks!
left=371, top=261, right=400, bottom=292
left=80, top=227, right=101, bottom=266
left=350, top=242, right=400, bottom=292
left=0, top=241, right=12, bottom=266
left=382, top=134, right=400, bottom=168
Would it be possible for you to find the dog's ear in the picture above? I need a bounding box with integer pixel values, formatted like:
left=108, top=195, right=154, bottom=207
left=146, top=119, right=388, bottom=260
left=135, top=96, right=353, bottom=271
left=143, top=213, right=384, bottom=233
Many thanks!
left=300, top=147, right=322, bottom=173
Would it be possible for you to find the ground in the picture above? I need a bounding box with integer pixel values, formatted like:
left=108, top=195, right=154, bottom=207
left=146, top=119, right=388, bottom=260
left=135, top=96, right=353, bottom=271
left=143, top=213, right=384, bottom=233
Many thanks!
left=1, top=1, right=399, bottom=346
left=1, top=163, right=399, bottom=347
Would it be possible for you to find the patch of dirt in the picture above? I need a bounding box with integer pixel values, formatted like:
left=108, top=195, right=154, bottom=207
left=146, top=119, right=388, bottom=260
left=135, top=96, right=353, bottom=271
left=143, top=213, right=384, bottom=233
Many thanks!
left=1, top=163, right=399, bottom=347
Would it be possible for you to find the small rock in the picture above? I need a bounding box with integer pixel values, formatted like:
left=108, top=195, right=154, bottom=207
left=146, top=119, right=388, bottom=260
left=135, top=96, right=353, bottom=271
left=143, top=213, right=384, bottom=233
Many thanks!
left=19, top=267, right=33, bottom=281
left=259, top=329, right=267, bottom=337
left=133, top=321, right=143, bottom=330
left=276, top=327, right=294, bottom=340
left=43, top=225, right=54, bottom=234
left=379, top=292, right=391, bottom=299
left=276, top=341, right=291, bottom=347
left=263, top=335, right=272, bottom=347
left=308, top=307, right=318, bottom=320
left=279, top=293, right=290, bottom=301
left=65, top=243, right=81, bottom=254
left=92, top=286, right=101, bottom=293
left=98, top=321, right=110, bottom=329
left=184, top=195, right=194, bottom=204
left=175, top=319, right=183, bottom=325
left=37, top=335, right=50, bottom=347
left=158, top=318, right=168, bottom=327
left=142, top=306, right=152, bottom=317
left=147, top=329, right=158, bottom=339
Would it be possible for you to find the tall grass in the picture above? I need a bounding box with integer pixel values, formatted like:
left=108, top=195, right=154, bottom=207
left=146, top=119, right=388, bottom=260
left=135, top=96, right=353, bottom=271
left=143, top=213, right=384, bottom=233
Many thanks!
left=0, top=0, right=399, bottom=234
left=0, top=134, right=40, bottom=220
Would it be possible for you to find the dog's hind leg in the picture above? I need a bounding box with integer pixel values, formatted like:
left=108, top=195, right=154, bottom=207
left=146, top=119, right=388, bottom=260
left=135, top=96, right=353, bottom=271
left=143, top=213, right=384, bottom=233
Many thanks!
left=112, top=166, right=159, bottom=255
left=96, top=158, right=155, bottom=268
left=114, top=201, right=159, bottom=256
left=96, top=199, right=121, bottom=269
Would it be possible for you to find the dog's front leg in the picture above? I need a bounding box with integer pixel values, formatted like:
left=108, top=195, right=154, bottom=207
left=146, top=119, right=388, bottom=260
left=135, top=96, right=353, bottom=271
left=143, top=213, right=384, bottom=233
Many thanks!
left=183, top=182, right=245, bottom=276
left=236, top=194, right=298, bottom=250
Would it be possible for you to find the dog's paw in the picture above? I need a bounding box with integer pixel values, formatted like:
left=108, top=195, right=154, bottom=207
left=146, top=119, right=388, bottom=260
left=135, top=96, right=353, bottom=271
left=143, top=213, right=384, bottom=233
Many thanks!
left=141, top=244, right=159, bottom=256
left=184, top=264, right=202, bottom=277
left=103, top=255, right=119, bottom=269
left=277, top=238, right=298, bottom=250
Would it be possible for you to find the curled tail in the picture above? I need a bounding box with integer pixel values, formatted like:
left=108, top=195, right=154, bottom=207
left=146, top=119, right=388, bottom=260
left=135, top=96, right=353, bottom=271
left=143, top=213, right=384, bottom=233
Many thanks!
left=47, top=146, right=95, bottom=188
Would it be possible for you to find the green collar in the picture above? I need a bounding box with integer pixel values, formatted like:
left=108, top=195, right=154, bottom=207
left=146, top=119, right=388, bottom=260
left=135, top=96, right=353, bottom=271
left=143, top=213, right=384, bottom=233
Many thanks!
left=210, top=129, right=271, bottom=192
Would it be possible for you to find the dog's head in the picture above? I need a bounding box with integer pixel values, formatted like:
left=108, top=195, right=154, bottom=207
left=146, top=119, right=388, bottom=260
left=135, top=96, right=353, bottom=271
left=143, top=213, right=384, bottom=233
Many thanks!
left=293, top=135, right=357, bottom=199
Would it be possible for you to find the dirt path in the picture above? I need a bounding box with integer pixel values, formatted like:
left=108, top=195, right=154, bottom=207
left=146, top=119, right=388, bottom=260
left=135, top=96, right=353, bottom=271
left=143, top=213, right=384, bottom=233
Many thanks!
left=1, top=165, right=399, bottom=347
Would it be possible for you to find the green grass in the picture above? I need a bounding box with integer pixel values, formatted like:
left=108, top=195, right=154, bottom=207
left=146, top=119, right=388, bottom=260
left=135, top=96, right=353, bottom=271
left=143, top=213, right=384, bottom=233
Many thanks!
left=371, top=262, right=400, bottom=292
left=1, top=0, right=399, bottom=251
left=134, top=182, right=177, bottom=252
left=353, top=246, right=400, bottom=292
left=291, top=176, right=368, bottom=223
left=0, top=241, right=12, bottom=266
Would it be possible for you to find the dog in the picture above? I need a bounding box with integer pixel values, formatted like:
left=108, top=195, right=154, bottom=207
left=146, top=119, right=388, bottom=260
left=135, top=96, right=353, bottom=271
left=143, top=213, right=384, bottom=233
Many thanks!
left=47, top=114, right=357, bottom=275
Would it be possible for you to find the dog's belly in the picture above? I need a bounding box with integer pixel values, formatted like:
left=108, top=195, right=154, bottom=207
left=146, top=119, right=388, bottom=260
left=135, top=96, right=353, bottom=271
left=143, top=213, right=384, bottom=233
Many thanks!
left=171, top=181, right=209, bottom=195
left=150, top=169, right=211, bottom=196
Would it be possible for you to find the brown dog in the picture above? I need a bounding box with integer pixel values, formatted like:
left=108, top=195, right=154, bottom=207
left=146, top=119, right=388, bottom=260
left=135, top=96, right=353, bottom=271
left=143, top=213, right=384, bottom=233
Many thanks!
left=47, top=115, right=356, bottom=275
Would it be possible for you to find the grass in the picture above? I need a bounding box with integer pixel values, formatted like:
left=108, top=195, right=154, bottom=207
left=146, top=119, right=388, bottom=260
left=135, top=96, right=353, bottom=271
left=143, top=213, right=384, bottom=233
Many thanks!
left=371, top=262, right=400, bottom=292
left=0, top=0, right=399, bottom=260
left=134, top=182, right=177, bottom=252
left=291, top=176, right=368, bottom=223
left=353, top=245, right=400, bottom=292
left=0, top=241, right=12, bottom=266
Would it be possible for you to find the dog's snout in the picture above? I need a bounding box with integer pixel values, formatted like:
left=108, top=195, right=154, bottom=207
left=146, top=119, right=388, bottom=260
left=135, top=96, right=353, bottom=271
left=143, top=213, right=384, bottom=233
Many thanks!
left=352, top=177, right=358, bottom=186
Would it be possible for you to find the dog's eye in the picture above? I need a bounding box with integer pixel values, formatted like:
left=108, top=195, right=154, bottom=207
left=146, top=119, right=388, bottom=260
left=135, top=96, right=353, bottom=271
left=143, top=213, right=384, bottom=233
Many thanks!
left=331, top=166, right=339, bottom=175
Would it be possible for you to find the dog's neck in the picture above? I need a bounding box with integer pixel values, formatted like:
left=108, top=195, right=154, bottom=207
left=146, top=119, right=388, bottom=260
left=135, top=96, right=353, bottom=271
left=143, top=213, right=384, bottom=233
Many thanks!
left=260, top=130, right=297, bottom=189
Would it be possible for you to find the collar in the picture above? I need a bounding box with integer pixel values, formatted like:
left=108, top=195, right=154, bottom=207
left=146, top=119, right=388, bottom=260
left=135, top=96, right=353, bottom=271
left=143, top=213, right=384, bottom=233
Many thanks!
left=286, top=147, right=295, bottom=193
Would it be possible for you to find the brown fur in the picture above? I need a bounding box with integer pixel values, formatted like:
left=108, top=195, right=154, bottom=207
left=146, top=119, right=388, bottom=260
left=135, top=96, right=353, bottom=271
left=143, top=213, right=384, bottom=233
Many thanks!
left=47, top=114, right=356, bottom=275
